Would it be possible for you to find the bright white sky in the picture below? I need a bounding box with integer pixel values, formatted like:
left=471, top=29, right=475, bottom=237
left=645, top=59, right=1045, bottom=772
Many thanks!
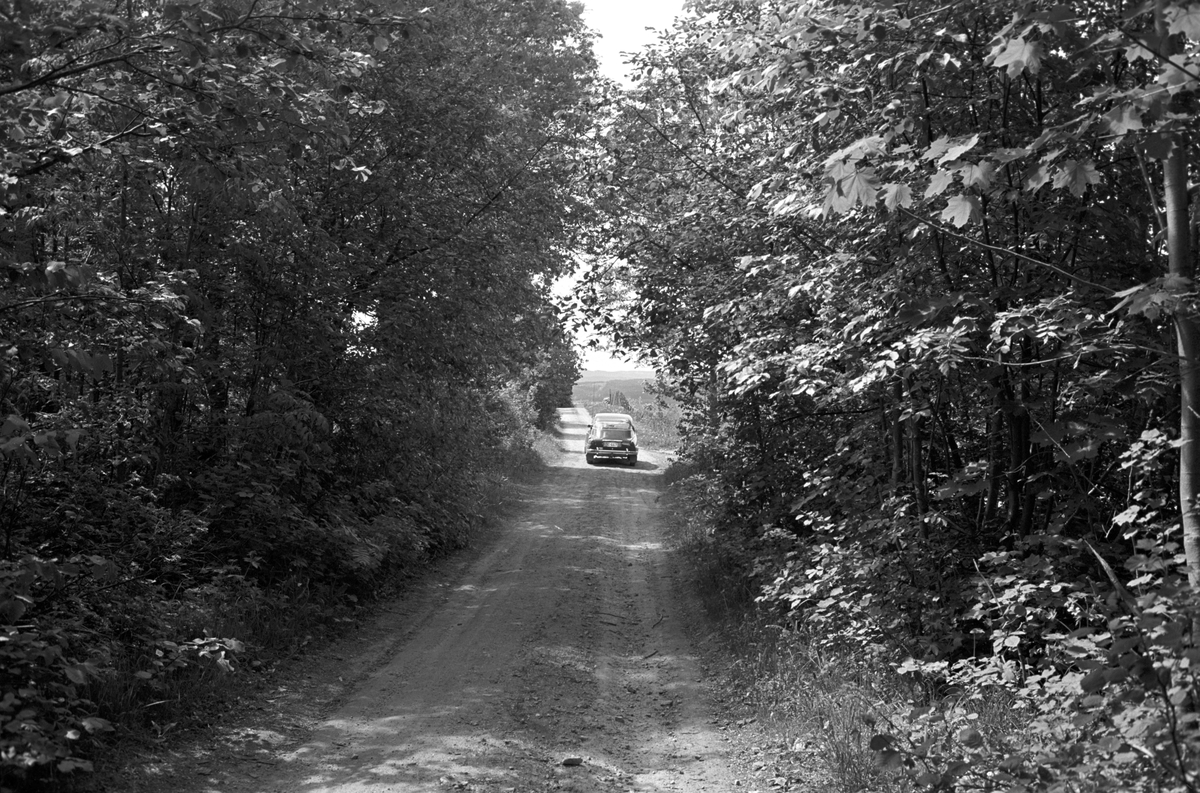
left=568, top=0, right=686, bottom=372
left=581, top=0, right=687, bottom=87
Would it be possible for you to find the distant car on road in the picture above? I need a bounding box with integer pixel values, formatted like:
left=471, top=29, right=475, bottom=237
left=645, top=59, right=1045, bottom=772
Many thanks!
left=585, top=412, right=638, bottom=466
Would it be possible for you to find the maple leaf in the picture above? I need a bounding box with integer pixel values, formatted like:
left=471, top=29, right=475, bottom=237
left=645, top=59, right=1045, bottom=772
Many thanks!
left=1125, top=41, right=1155, bottom=62
left=826, top=159, right=856, bottom=179
left=941, top=195, right=980, bottom=227
left=824, top=135, right=886, bottom=166
left=992, top=147, right=1029, bottom=163
left=838, top=167, right=881, bottom=209
left=1035, top=3, right=1075, bottom=35
left=926, top=170, right=956, bottom=197
left=1168, top=4, right=1200, bottom=39
left=991, top=37, right=1042, bottom=78
left=1159, top=61, right=1197, bottom=95
left=1142, top=132, right=1176, bottom=160
left=1024, top=163, right=1051, bottom=192
left=1124, top=32, right=1163, bottom=62
left=1052, top=159, right=1101, bottom=197
left=821, top=161, right=855, bottom=215
left=820, top=165, right=882, bottom=216
left=940, top=134, right=980, bottom=166
left=1103, top=103, right=1143, bottom=137
left=821, top=185, right=848, bottom=217
left=880, top=183, right=912, bottom=211
left=1110, top=281, right=1169, bottom=321
left=924, top=134, right=979, bottom=165
left=960, top=161, right=995, bottom=190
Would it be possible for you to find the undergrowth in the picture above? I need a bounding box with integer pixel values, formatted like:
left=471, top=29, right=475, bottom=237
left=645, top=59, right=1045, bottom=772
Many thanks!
left=665, top=450, right=1200, bottom=792
left=0, top=395, right=556, bottom=792
left=664, top=463, right=909, bottom=791
left=663, top=460, right=1079, bottom=793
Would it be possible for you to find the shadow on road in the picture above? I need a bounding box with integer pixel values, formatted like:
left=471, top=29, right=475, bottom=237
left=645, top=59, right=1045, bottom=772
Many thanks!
left=588, top=459, right=660, bottom=471
left=256, top=452, right=725, bottom=793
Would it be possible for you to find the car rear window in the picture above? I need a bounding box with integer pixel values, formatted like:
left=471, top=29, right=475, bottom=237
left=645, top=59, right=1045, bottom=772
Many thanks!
left=600, top=427, right=632, bottom=440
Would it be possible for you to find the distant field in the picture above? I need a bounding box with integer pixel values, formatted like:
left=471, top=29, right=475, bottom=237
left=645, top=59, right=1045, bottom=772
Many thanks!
left=572, top=371, right=680, bottom=449
left=575, top=369, right=656, bottom=383
left=572, top=378, right=656, bottom=407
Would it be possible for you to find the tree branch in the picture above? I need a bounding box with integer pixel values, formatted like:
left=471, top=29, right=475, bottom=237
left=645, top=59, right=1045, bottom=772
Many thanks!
left=627, top=104, right=744, bottom=199
left=897, top=207, right=1116, bottom=295
left=0, top=49, right=154, bottom=98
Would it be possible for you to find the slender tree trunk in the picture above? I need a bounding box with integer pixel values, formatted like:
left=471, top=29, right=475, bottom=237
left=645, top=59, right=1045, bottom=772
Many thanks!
left=1163, top=135, right=1200, bottom=589
left=1001, top=362, right=1030, bottom=537
left=1005, top=407, right=1029, bottom=536
left=706, top=359, right=721, bottom=431
left=982, top=407, right=1002, bottom=527
left=909, top=409, right=927, bottom=507
left=910, top=412, right=929, bottom=537
left=1179, top=320, right=1200, bottom=589
left=1148, top=0, right=1200, bottom=622
left=1156, top=0, right=1199, bottom=583
left=890, top=378, right=904, bottom=491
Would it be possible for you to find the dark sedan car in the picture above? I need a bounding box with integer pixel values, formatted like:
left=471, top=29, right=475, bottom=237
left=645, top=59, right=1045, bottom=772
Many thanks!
left=584, top=412, right=638, bottom=466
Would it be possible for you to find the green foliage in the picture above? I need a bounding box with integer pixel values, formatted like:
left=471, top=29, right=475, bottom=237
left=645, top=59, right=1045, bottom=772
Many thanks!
left=0, top=0, right=596, bottom=782
left=521, top=330, right=582, bottom=430
left=590, top=0, right=1200, bottom=788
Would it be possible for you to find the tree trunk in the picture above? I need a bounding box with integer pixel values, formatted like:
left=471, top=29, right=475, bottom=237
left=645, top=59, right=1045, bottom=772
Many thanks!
left=983, top=405, right=1002, bottom=528
left=909, top=412, right=928, bottom=522
left=1163, top=134, right=1200, bottom=589
left=1156, top=0, right=1200, bottom=585
left=890, top=378, right=904, bottom=491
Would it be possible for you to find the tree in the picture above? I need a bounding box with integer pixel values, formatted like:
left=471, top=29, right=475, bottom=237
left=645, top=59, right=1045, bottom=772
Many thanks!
left=0, top=0, right=597, bottom=781
left=587, top=0, right=1200, bottom=787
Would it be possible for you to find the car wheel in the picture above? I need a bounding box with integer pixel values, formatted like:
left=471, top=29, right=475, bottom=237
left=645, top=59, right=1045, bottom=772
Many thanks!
left=628, top=456, right=638, bottom=467
left=585, top=453, right=595, bottom=464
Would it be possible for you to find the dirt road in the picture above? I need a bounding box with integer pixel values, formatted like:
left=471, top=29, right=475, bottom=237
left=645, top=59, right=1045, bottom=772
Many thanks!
left=129, top=408, right=744, bottom=793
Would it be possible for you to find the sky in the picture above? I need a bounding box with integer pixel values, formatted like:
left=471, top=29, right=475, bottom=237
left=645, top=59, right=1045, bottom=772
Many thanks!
left=569, top=0, right=687, bottom=371
left=580, top=0, right=687, bottom=87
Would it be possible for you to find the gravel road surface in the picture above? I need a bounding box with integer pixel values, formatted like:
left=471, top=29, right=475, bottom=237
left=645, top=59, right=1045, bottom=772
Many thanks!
left=121, top=408, right=743, bottom=792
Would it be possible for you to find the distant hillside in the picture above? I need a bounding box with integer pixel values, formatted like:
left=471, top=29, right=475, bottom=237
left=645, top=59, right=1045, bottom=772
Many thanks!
left=575, top=369, right=656, bottom=383
left=572, top=371, right=679, bottom=448
left=572, top=375, right=655, bottom=408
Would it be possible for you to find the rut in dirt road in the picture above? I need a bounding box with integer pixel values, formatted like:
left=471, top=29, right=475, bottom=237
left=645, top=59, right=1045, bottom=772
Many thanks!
left=185, top=408, right=741, bottom=793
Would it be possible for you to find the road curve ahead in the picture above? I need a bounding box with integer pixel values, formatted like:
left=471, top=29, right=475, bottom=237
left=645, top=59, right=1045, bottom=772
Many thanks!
left=167, top=408, right=738, bottom=793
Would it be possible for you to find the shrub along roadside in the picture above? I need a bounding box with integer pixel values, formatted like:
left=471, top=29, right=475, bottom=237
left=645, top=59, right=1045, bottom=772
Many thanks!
left=664, top=458, right=1200, bottom=793
left=663, top=464, right=910, bottom=792
left=0, top=385, right=557, bottom=791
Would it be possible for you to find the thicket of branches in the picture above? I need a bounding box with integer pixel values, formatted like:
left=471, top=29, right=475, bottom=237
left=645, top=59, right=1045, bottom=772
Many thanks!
left=0, top=0, right=591, bottom=784
left=581, top=0, right=1200, bottom=789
